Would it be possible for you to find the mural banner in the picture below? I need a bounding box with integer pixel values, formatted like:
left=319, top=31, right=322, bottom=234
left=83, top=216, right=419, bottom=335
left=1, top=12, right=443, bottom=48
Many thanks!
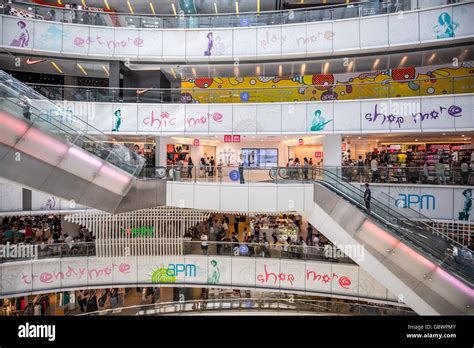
left=0, top=255, right=398, bottom=302
left=1, top=3, right=472, bottom=60
left=60, top=94, right=474, bottom=135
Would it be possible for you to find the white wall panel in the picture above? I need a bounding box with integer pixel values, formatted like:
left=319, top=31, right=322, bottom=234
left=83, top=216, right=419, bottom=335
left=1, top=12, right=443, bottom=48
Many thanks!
left=360, top=15, right=388, bottom=48
left=333, top=101, right=361, bottom=132
left=281, top=103, right=307, bottom=133
left=256, top=26, right=282, bottom=57
left=388, top=11, right=420, bottom=46
left=184, top=104, right=209, bottom=133
left=248, top=186, right=277, bottom=212
left=305, top=21, right=333, bottom=53
left=138, top=29, right=163, bottom=57
left=62, top=23, right=89, bottom=54
left=113, top=28, right=140, bottom=57
left=420, top=95, right=455, bottom=131
left=332, top=19, right=359, bottom=51
left=233, top=104, right=257, bottom=133
left=232, top=27, right=256, bottom=58
left=194, top=183, right=220, bottom=210
left=453, top=2, right=474, bottom=39
left=33, top=21, right=62, bottom=52
left=162, top=30, right=186, bottom=58
left=87, top=26, right=115, bottom=56
left=256, top=104, right=282, bottom=133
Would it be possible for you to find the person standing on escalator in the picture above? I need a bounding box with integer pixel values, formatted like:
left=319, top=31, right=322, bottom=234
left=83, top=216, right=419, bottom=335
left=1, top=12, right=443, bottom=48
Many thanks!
left=364, top=183, right=371, bottom=213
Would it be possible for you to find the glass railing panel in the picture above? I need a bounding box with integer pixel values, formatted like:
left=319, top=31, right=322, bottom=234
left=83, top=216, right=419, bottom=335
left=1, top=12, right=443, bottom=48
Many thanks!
left=0, top=70, right=145, bottom=176
left=5, top=0, right=458, bottom=29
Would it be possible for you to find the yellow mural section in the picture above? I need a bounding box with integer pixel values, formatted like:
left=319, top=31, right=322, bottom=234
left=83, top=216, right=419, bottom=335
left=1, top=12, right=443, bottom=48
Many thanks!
left=180, top=63, right=474, bottom=103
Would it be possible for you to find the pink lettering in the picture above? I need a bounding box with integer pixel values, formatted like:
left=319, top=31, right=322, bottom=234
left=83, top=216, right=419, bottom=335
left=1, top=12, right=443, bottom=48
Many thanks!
left=40, top=272, right=53, bottom=283
left=21, top=273, right=31, bottom=285
left=53, top=271, right=65, bottom=280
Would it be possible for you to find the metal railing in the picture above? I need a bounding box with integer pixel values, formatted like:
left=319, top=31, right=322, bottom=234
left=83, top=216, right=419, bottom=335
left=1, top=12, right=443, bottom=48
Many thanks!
left=3, top=0, right=429, bottom=29
left=78, top=297, right=415, bottom=316
left=139, top=164, right=474, bottom=187
left=0, top=240, right=353, bottom=264
left=0, top=70, right=145, bottom=176
left=27, top=75, right=474, bottom=104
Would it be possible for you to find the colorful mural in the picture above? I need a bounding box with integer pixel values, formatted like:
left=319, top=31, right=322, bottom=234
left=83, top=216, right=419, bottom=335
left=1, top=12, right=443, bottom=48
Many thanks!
left=181, top=62, right=474, bottom=103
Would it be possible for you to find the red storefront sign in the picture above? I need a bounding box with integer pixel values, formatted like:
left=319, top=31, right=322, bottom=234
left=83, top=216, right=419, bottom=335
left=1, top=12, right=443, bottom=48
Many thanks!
left=298, top=138, right=304, bottom=145
left=341, top=143, right=347, bottom=151
left=224, top=135, right=241, bottom=143
left=315, top=151, right=322, bottom=158
left=193, top=138, right=200, bottom=146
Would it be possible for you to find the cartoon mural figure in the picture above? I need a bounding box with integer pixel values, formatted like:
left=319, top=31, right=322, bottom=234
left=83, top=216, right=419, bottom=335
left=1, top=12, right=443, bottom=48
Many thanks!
left=151, top=267, right=176, bottom=284
left=433, top=12, right=459, bottom=39
left=112, top=109, right=122, bottom=132
left=389, top=67, right=420, bottom=91
left=458, top=189, right=472, bottom=221
left=208, top=259, right=220, bottom=284
left=310, top=109, right=332, bottom=131
left=10, top=21, right=30, bottom=47
left=204, top=32, right=213, bottom=56
left=312, top=74, right=334, bottom=91
left=41, top=196, right=56, bottom=210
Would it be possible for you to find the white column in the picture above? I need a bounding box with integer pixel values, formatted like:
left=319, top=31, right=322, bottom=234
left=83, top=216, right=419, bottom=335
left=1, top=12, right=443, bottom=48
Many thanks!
left=323, top=134, right=342, bottom=167
left=155, top=136, right=169, bottom=167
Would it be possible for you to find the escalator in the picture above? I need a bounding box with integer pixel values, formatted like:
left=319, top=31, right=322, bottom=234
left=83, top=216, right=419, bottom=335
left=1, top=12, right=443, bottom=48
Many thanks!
left=0, top=70, right=166, bottom=213
left=302, top=168, right=473, bottom=315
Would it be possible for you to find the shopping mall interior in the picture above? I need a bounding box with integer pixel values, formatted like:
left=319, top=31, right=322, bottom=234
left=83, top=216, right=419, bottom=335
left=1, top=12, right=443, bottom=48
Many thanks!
left=0, top=0, right=473, bottom=345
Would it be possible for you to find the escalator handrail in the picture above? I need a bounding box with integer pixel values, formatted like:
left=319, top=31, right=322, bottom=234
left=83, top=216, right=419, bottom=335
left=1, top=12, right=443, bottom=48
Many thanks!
left=313, top=179, right=473, bottom=287
left=0, top=71, right=146, bottom=176
left=312, top=167, right=467, bottom=250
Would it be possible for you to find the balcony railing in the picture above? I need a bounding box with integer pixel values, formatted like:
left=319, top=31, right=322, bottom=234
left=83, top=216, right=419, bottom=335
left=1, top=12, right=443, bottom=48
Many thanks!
left=78, top=297, right=415, bottom=316
left=3, top=0, right=437, bottom=29
left=27, top=75, right=474, bottom=104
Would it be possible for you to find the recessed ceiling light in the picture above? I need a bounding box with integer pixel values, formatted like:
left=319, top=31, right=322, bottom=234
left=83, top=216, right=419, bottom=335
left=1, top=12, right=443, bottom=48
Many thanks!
left=442, top=133, right=446, bottom=135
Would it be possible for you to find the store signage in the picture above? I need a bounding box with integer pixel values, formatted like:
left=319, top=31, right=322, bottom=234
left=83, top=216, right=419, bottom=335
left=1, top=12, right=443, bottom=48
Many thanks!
left=395, top=194, right=435, bottom=210
left=298, top=138, right=304, bottom=145
left=193, top=138, right=200, bottom=146
left=341, top=143, right=347, bottom=151
left=121, top=227, right=155, bottom=237
left=315, top=151, right=322, bottom=158
left=430, top=144, right=450, bottom=151
left=224, top=135, right=241, bottom=143
left=0, top=242, right=38, bottom=259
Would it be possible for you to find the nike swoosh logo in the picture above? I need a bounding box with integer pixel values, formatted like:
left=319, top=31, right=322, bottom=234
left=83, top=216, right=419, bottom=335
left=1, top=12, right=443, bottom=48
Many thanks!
left=26, top=58, right=47, bottom=65
left=136, top=88, right=151, bottom=95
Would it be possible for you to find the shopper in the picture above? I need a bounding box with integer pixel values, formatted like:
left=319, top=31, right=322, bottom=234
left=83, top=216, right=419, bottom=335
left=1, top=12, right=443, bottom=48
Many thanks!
left=357, top=155, right=365, bottom=181
left=306, top=224, right=314, bottom=246
left=461, top=159, right=469, bottom=185
left=199, top=158, right=206, bottom=178
left=435, top=159, right=446, bottom=185
left=370, top=157, right=379, bottom=182
left=217, top=159, right=223, bottom=179
left=21, top=96, right=31, bottom=120
left=200, top=232, right=208, bottom=254
left=303, top=157, right=309, bottom=180
left=238, top=161, right=245, bottom=184
left=187, top=157, right=194, bottom=179
left=422, top=162, right=429, bottom=183
left=209, top=156, right=215, bottom=176
left=364, top=183, right=371, bottom=213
